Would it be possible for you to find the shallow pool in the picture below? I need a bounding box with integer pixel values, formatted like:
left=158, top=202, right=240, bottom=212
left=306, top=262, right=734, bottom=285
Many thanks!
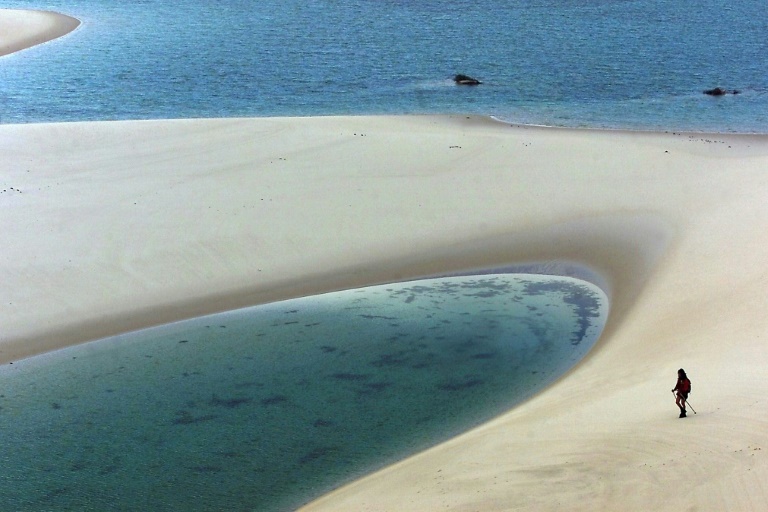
left=0, top=273, right=606, bottom=511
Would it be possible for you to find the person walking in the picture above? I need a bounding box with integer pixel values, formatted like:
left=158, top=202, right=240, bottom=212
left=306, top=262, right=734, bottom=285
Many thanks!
left=672, top=368, right=691, bottom=418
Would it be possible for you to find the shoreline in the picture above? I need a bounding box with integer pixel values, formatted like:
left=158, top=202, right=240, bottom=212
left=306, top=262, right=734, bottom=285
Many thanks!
left=491, top=116, right=768, bottom=136
left=0, top=9, right=80, bottom=57
left=3, top=115, right=768, bottom=510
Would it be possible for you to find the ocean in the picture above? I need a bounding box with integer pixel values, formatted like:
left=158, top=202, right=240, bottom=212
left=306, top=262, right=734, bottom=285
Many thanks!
left=1, top=0, right=766, bottom=131
left=0, top=274, right=607, bottom=511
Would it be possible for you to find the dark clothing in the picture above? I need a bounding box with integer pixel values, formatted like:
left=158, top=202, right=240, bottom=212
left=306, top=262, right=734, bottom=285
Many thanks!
left=673, top=377, right=691, bottom=398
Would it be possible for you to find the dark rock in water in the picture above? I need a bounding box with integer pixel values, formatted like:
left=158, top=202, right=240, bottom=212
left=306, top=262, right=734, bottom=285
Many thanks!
left=454, top=74, right=481, bottom=85
left=704, top=87, right=740, bottom=96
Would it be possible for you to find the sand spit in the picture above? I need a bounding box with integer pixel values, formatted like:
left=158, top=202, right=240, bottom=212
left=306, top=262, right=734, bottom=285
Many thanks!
left=2, top=115, right=768, bottom=510
left=0, top=9, right=80, bottom=57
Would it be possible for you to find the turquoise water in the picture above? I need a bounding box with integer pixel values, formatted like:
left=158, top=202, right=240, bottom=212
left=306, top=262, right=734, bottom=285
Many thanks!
left=0, top=274, right=606, bottom=511
left=1, top=0, right=766, bottom=131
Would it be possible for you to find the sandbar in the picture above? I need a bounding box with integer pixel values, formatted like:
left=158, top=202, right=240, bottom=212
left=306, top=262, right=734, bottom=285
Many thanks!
left=0, top=9, right=80, bottom=57
left=2, top=115, right=768, bottom=510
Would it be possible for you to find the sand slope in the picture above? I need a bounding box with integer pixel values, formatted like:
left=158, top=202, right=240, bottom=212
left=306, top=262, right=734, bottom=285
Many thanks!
left=2, top=116, right=768, bottom=510
left=0, top=9, right=79, bottom=57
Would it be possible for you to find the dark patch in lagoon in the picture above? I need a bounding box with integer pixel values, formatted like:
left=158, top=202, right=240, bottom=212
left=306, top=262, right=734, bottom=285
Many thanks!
left=437, top=378, right=484, bottom=392
left=299, top=447, right=337, bottom=465
left=332, top=372, right=370, bottom=381
left=360, top=314, right=398, bottom=320
left=522, top=280, right=602, bottom=345
left=357, top=382, right=393, bottom=395
left=261, top=395, right=289, bottom=406
left=38, top=487, right=70, bottom=504
left=172, top=411, right=218, bottom=425
left=210, top=395, right=252, bottom=408
left=369, top=352, right=409, bottom=367
left=99, top=464, right=119, bottom=475
left=464, top=289, right=503, bottom=298
left=70, top=460, right=88, bottom=472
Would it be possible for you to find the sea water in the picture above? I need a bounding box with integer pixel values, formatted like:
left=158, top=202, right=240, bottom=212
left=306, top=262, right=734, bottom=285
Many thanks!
left=0, top=274, right=606, bottom=511
left=0, top=0, right=766, bottom=132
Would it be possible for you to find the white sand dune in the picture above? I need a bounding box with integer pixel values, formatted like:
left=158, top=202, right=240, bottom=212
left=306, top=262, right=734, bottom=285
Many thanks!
left=0, top=9, right=79, bottom=57
left=2, top=114, right=767, bottom=510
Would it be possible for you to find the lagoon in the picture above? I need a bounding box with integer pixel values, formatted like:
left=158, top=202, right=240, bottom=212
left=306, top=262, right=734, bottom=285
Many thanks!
left=0, top=273, right=606, bottom=511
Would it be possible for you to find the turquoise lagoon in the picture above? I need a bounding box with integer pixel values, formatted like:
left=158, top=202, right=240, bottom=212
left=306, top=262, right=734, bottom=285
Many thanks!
left=0, top=273, right=606, bottom=511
